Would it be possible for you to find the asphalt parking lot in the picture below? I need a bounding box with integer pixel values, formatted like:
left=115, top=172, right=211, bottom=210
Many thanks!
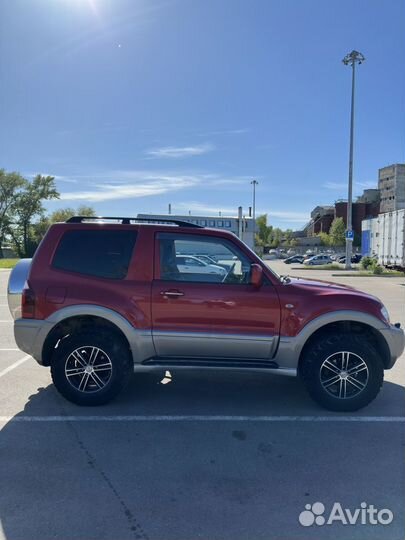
left=0, top=264, right=404, bottom=540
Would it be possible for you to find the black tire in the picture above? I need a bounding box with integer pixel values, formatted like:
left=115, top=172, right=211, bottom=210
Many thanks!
left=300, top=333, right=384, bottom=412
left=50, top=330, right=132, bottom=406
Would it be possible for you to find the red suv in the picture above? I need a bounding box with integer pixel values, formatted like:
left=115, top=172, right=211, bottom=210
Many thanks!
left=8, top=216, right=404, bottom=411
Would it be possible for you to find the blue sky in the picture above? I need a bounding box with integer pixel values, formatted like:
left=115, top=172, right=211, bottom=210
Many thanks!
left=1, top=0, right=404, bottom=229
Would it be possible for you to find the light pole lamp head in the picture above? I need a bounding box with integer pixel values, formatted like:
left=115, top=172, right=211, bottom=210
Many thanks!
left=342, top=50, right=365, bottom=66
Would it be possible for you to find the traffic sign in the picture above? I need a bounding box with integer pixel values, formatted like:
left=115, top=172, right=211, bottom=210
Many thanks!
left=345, top=230, right=354, bottom=241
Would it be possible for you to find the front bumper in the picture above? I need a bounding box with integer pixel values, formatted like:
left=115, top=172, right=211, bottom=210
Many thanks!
left=380, top=324, right=405, bottom=369
left=14, top=318, right=53, bottom=364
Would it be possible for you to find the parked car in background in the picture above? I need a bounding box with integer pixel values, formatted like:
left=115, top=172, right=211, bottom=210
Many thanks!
left=284, top=255, right=305, bottom=264
left=194, top=254, right=218, bottom=265
left=338, top=254, right=362, bottom=264
left=304, top=254, right=333, bottom=266
left=176, top=255, right=226, bottom=275
left=195, top=254, right=233, bottom=271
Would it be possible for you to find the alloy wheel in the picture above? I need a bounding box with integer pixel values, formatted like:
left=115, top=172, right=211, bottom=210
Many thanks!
left=65, top=346, right=113, bottom=393
left=319, top=351, right=369, bottom=399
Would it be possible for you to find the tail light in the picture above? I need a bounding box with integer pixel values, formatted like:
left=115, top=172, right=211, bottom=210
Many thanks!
left=22, top=282, right=36, bottom=319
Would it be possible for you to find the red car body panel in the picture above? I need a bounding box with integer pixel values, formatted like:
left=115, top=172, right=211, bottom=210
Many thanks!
left=28, top=223, right=154, bottom=329
left=277, top=277, right=384, bottom=337
left=27, top=223, right=386, bottom=339
left=151, top=281, right=281, bottom=336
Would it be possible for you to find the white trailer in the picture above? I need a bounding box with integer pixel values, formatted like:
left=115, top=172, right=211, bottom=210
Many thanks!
left=363, top=217, right=378, bottom=259
left=389, top=209, right=405, bottom=269
left=362, top=209, right=405, bottom=269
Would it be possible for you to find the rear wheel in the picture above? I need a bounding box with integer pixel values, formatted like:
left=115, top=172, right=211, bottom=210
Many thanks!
left=50, top=330, right=132, bottom=406
left=301, top=333, right=384, bottom=412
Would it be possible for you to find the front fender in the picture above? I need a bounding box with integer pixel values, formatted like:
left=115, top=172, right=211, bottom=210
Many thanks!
left=275, top=310, right=390, bottom=370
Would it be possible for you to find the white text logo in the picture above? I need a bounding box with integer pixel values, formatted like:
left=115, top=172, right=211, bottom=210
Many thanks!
left=298, top=501, right=393, bottom=527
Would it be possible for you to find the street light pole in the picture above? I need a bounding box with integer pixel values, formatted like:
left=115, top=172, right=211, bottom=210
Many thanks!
left=342, top=50, right=365, bottom=269
left=251, top=180, right=258, bottom=241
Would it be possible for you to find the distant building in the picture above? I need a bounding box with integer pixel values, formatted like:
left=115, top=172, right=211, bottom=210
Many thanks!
left=304, top=189, right=379, bottom=239
left=357, top=188, right=380, bottom=205
left=136, top=213, right=255, bottom=248
left=307, top=206, right=335, bottom=236
left=335, top=190, right=380, bottom=238
left=300, top=163, right=405, bottom=240
left=378, top=163, right=405, bottom=213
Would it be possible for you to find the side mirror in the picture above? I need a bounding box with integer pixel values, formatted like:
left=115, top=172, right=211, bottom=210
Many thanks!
left=250, top=264, right=263, bottom=288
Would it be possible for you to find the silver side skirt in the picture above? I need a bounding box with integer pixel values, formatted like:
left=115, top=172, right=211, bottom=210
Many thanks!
left=133, top=362, right=297, bottom=377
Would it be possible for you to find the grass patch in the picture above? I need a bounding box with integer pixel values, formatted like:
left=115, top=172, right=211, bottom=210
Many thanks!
left=0, top=258, right=20, bottom=269
left=332, top=270, right=404, bottom=277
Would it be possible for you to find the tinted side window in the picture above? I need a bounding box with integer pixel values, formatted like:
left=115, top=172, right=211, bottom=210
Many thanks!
left=53, top=229, right=137, bottom=279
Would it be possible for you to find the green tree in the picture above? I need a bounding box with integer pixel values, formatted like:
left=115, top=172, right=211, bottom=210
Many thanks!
left=289, top=238, right=298, bottom=248
left=255, top=215, right=293, bottom=249
left=270, top=227, right=283, bottom=248
left=284, top=229, right=294, bottom=245
left=317, top=232, right=331, bottom=246
left=0, top=169, right=27, bottom=258
left=329, top=217, right=346, bottom=246
left=255, top=214, right=271, bottom=246
left=48, top=205, right=96, bottom=223
left=8, top=175, right=59, bottom=257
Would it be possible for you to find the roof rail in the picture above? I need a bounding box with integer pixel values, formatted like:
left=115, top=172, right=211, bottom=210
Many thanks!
left=66, top=216, right=203, bottom=228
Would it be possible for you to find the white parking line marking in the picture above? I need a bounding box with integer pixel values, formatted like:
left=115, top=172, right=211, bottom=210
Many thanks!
left=0, top=348, right=20, bottom=351
left=0, top=355, right=31, bottom=378
left=0, top=415, right=404, bottom=423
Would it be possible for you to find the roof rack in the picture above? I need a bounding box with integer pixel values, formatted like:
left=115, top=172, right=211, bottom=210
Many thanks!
left=66, top=216, right=203, bottom=228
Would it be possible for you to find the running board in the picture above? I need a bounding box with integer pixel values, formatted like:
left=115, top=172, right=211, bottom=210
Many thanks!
left=142, top=357, right=279, bottom=370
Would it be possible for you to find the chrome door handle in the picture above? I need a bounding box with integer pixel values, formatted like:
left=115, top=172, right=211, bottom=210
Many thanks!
left=161, top=290, right=184, bottom=298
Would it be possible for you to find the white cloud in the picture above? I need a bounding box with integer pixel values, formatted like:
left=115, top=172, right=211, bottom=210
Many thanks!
left=323, top=180, right=377, bottom=191
left=60, top=174, right=199, bottom=202
left=57, top=170, right=250, bottom=203
left=145, top=143, right=214, bottom=159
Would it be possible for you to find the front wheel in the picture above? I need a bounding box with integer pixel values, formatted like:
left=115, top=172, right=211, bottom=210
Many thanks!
left=301, top=333, right=384, bottom=412
left=50, top=330, right=132, bottom=406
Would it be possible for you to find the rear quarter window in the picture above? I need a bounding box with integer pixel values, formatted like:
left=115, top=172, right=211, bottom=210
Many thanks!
left=52, top=229, right=137, bottom=279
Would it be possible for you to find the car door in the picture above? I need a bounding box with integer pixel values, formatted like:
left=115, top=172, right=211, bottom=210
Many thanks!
left=151, top=232, right=281, bottom=360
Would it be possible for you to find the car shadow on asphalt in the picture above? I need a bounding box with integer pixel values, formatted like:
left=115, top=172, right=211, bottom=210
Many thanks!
left=4, top=369, right=405, bottom=417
